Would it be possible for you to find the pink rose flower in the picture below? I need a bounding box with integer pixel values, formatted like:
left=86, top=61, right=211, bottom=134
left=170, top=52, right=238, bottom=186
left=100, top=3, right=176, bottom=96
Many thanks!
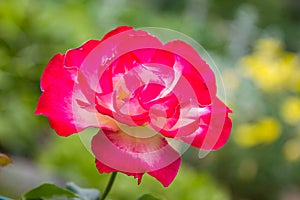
left=35, top=26, right=232, bottom=187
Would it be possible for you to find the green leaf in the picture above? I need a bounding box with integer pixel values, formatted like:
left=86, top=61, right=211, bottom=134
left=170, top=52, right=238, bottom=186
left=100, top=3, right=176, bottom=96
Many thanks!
left=0, top=153, right=12, bottom=167
left=21, top=183, right=79, bottom=200
left=137, top=194, right=162, bottom=200
left=66, top=182, right=100, bottom=200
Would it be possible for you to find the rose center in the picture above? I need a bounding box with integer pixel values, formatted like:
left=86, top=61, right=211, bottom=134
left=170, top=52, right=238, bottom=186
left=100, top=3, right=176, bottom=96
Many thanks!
left=117, top=122, right=158, bottom=138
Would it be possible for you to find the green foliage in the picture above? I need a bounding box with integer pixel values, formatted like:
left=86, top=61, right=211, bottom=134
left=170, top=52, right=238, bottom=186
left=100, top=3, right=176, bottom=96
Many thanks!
left=21, top=183, right=78, bottom=200
left=66, top=182, right=100, bottom=200
left=20, top=182, right=101, bottom=200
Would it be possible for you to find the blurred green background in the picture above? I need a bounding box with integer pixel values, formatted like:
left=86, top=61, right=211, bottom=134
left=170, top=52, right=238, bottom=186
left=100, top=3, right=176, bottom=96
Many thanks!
left=0, top=0, right=300, bottom=199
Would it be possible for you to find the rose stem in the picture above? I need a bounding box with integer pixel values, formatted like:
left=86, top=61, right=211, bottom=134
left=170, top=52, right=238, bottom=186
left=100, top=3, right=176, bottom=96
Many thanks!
left=100, top=172, right=118, bottom=200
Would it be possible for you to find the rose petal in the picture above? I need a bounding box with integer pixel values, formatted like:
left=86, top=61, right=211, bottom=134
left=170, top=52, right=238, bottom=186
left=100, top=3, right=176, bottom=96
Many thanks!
left=180, top=114, right=231, bottom=150
left=148, top=157, right=181, bottom=187
left=35, top=77, right=118, bottom=136
left=100, top=26, right=133, bottom=41
left=92, top=128, right=181, bottom=186
left=164, top=40, right=216, bottom=105
left=179, top=99, right=232, bottom=150
left=36, top=79, right=80, bottom=136
left=83, top=28, right=163, bottom=94
left=95, top=156, right=180, bottom=187
left=64, top=40, right=101, bottom=69
left=91, top=128, right=181, bottom=176
left=95, top=92, right=149, bottom=126
left=40, top=54, right=75, bottom=91
left=136, top=83, right=180, bottom=120
left=116, top=30, right=163, bottom=54
left=149, top=104, right=207, bottom=138
left=64, top=26, right=133, bottom=70
left=95, top=159, right=144, bottom=184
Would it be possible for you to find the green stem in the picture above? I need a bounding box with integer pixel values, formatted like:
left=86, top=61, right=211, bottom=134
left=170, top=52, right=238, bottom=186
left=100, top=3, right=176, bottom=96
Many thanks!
left=100, top=172, right=118, bottom=200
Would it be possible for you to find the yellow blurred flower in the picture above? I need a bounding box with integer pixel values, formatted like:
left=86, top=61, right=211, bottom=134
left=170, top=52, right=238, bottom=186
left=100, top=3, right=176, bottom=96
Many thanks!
left=234, top=117, right=281, bottom=147
left=255, top=38, right=282, bottom=56
left=240, top=38, right=300, bottom=92
left=291, top=69, right=300, bottom=92
left=283, top=139, right=300, bottom=162
left=280, top=97, right=300, bottom=125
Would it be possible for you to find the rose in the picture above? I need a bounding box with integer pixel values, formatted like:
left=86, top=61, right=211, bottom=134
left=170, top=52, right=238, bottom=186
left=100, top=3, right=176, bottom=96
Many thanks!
left=35, top=26, right=232, bottom=187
